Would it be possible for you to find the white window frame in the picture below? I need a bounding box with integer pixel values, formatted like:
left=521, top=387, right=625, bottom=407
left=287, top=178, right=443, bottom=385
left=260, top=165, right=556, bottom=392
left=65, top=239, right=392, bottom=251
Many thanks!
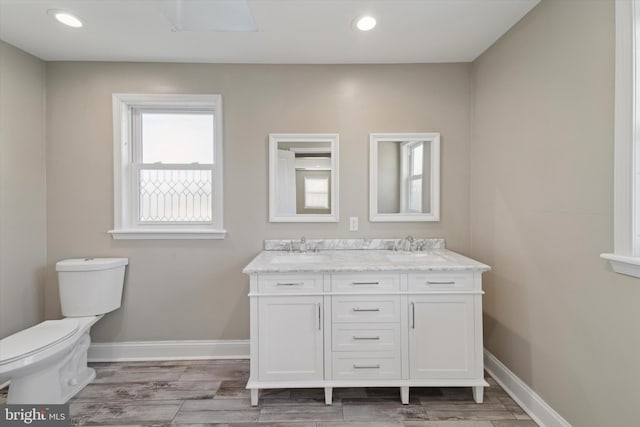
left=601, top=1, right=640, bottom=277
left=109, top=94, right=225, bottom=240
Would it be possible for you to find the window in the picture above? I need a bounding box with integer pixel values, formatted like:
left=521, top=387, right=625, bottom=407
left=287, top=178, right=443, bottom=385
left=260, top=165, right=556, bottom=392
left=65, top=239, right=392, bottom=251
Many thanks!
left=304, top=177, right=329, bottom=209
left=601, top=1, right=640, bottom=276
left=401, top=141, right=424, bottom=213
left=110, top=94, right=225, bottom=239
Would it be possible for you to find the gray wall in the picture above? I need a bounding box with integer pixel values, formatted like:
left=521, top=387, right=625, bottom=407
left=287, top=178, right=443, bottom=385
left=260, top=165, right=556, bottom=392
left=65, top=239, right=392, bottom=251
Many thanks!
left=471, top=0, right=640, bottom=425
left=0, top=41, right=47, bottom=337
left=44, top=62, right=472, bottom=342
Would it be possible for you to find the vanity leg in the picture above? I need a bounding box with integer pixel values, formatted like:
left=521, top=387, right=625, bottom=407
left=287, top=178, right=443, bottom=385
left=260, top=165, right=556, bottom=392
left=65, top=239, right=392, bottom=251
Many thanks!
left=472, top=386, right=484, bottom=404
left=250, top=389, right=259, bottom=406
left=324, top=387, right=333, bottom=405
left=400, top=386, right=410, bottom=404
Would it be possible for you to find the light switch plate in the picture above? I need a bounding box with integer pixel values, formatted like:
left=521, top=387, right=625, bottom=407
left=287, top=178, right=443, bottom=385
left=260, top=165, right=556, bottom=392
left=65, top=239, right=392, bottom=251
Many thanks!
left=349, top=216, right=358, bottom=232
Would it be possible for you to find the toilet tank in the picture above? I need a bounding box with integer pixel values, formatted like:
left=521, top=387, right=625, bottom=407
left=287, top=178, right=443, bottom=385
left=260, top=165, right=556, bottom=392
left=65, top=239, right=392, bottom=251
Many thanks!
left=56, top=258, right=128, bottom=317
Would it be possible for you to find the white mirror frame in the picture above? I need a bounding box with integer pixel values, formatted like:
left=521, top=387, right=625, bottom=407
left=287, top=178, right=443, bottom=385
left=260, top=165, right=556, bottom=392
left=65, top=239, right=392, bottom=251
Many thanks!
left=269, top=133, right=339, bottom=222
left=369, top=132, right=440, bottom=222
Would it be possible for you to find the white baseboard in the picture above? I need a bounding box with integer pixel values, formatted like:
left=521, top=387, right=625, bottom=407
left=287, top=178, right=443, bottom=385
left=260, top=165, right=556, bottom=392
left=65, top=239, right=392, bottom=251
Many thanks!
left=88, top=339, right=250, bottom=362
left=484, top=349, right=572, bottom=427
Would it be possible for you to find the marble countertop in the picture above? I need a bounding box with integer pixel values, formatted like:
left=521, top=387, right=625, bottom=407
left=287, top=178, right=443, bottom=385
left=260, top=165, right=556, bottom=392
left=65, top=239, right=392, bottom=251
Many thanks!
left=242, top=249, right=491, bottom=274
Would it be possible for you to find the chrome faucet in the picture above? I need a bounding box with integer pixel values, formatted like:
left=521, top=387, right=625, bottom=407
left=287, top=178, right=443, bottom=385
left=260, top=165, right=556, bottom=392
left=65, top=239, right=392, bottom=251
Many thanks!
left=299, top=236, right=307, bottom=253
left=404, top=235, right=415, bottom=252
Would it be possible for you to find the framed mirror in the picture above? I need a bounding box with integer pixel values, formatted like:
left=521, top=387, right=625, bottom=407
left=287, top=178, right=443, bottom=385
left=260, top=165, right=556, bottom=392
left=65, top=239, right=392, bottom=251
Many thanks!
left=369, top=133, right=440, bottom=222
left=269, top=133, right=339, bottom=222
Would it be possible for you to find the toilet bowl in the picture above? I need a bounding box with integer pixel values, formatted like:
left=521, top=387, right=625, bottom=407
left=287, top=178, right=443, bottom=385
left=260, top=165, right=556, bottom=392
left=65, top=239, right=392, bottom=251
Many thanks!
left=0, top=257, right=128, bottom=404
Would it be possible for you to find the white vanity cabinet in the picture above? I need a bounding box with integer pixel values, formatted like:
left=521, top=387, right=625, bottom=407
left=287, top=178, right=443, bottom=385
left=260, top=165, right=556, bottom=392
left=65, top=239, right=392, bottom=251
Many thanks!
left=257, top=295, right=324, bottom=382
left=253, top=273, right=324, bottom=383
left=244, top=250, right=490, bottom=407
left=408, top=294, right=476, bottom=379
left=406, top=272, right=483, bottom=396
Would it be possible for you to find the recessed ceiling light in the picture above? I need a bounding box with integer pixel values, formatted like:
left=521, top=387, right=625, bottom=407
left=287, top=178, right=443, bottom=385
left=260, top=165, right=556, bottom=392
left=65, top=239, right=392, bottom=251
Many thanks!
left=47, top=10, right=83, bottom=28
left=355, top=16, right=376, bottom=32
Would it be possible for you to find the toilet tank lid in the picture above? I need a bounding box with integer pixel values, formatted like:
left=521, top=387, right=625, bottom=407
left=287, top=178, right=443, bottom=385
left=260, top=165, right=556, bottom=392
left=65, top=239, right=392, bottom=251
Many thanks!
left=56, top=257, right=129, bottom=272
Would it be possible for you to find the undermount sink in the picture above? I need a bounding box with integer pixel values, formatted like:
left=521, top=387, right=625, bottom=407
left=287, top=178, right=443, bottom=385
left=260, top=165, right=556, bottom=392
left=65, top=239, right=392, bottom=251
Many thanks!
left=271, top=254, right=331, bottom=264
left=386, top=252, right=446, bottom=263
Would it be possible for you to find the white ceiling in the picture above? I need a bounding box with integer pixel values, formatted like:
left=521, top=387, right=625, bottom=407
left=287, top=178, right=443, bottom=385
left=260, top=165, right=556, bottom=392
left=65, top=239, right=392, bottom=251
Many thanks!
left=0, top=0, right=540, bottom=64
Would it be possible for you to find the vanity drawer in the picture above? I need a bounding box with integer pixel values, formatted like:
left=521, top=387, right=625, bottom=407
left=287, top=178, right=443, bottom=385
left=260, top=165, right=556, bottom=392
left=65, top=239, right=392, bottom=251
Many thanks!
left=408, top=272, right=474, bottom=292
left=332, top=295, right=400, bottom=323
left=258, top=273, right=323, bottom=293
left=331, top=272, right=400, bottom=292
left=332, top=323, right=400, bottom=352
left=332, top=352, right=401, bottom=380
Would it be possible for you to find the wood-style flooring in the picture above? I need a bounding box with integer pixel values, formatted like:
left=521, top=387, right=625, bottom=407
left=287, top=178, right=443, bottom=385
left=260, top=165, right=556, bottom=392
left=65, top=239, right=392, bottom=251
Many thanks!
left=0, top=359, right=537, bottom=426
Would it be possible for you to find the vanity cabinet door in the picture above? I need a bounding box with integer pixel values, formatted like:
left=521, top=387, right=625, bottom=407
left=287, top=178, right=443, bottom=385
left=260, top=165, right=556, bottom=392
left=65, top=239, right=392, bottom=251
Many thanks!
left=408, top=295, right=476, bottom=379
left=258, top=296, right=324, bottom=382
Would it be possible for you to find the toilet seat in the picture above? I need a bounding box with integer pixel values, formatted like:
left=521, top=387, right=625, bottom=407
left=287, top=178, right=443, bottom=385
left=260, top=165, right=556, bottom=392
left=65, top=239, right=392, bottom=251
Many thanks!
left=0, top=319, right=79, bottom=365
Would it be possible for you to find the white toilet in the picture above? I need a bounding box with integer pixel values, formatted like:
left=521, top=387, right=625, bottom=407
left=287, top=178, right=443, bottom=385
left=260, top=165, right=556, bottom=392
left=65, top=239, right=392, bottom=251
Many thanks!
left=0, top=257, right=128, bottom=404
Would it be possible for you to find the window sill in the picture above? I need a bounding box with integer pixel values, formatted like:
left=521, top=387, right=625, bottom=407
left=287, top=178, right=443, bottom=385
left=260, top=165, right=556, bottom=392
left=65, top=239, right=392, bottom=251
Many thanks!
left=600, top=253, right=640, bottom=279
left=108, top=229, right=227, bottom=240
